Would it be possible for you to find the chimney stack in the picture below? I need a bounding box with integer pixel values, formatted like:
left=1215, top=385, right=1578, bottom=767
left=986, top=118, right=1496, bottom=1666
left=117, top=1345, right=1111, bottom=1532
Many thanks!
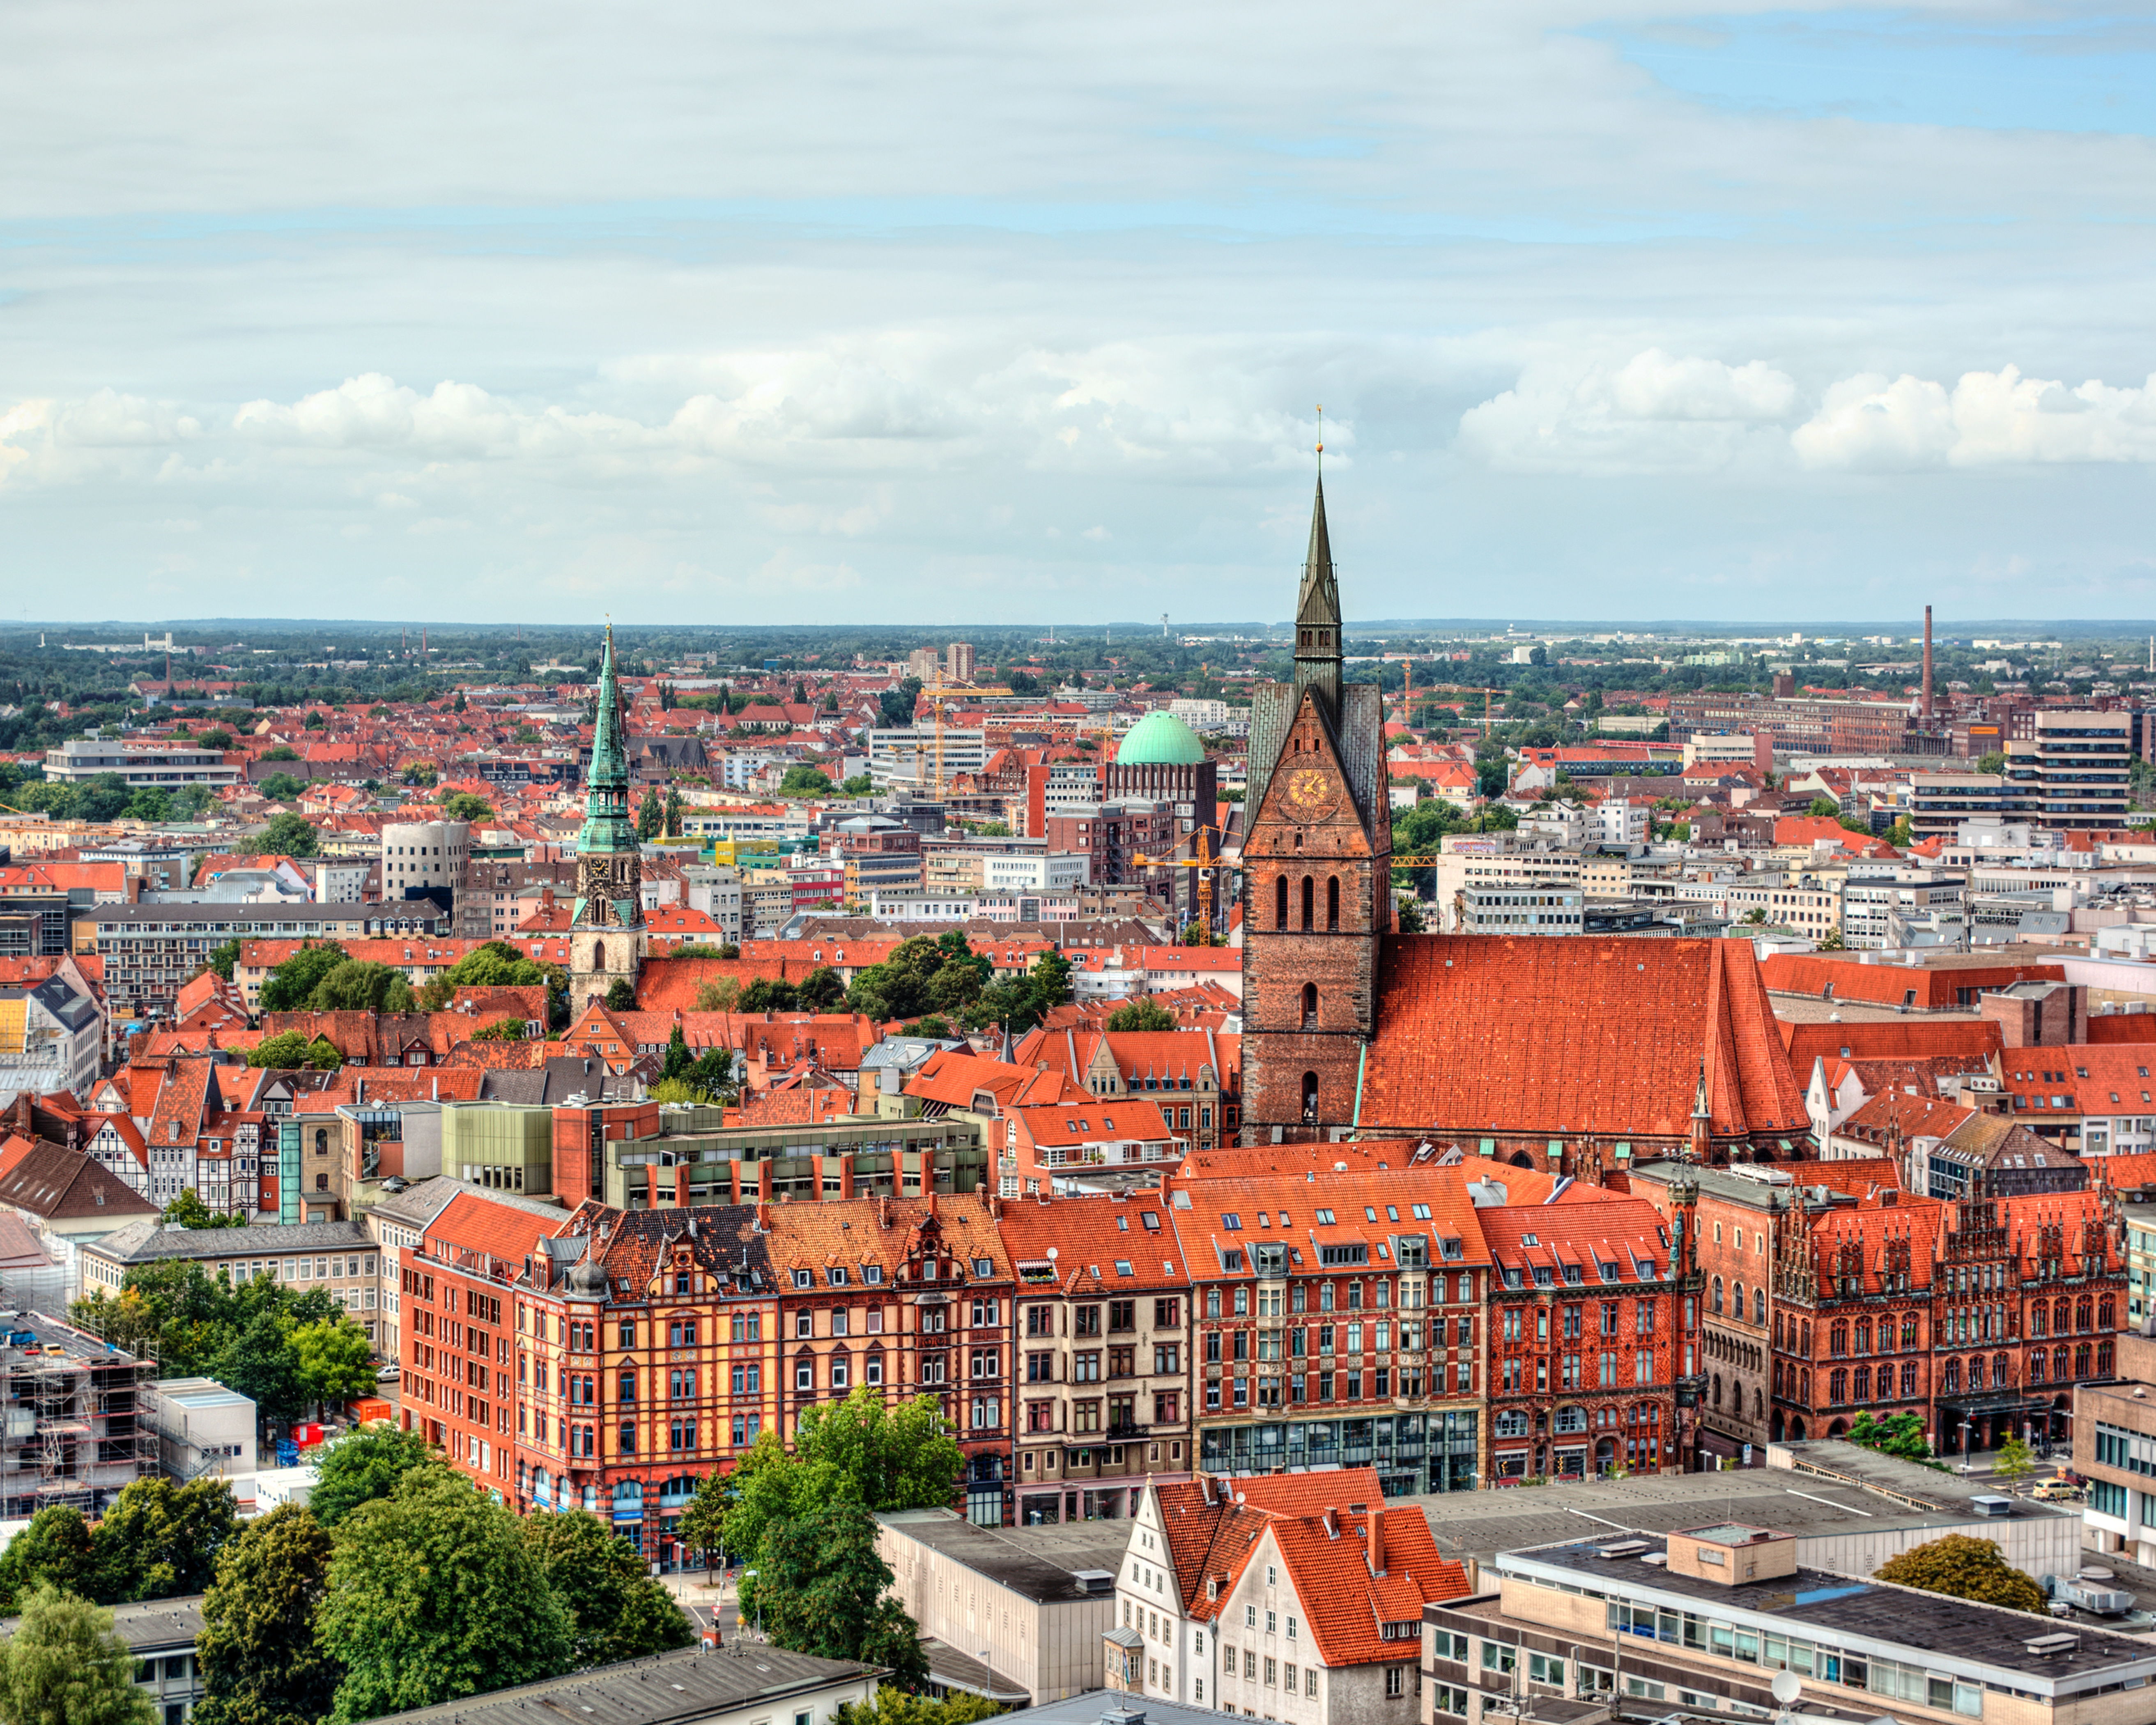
left=1922, top=606, right=1934, bottom=722
left=1367, top=1507, right=1384, bottom=1575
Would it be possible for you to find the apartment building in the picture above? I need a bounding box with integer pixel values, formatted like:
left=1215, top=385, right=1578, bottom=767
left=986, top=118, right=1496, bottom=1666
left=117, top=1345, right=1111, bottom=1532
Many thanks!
left=1437, top=1525, right=2156, bottom=1725
left=90, top=902, right=450, bottom=1020
left=42, top=738, right=241, bottom=789
left=1044, top=802, right=1176, bottom=892
left=1457, top=878, right=1583, bottom=936
left=1726, top=873, right=1843, bottom=939
left=1426, top=843, right=1582, bottom=934
left=1176, top=1174, right=1487, bottom=1496
left=1113, top=1468, right=1466, bottom=1723
left=2009, top=711, right=2133, bottom=832
left=83, top=1218, right=383, bottom=1339
left=1841, top=867, right=1967, bottom=950
left=381, top=819, right=470, bottom=902
left=869, top=724, right=989, bottom=791
left=1000, top=1195, right=1194, bottom=1525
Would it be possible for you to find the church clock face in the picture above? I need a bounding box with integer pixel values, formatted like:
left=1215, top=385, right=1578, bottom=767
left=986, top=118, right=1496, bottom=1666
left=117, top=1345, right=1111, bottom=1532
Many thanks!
left=1283, top=767, right=1338, bottom=823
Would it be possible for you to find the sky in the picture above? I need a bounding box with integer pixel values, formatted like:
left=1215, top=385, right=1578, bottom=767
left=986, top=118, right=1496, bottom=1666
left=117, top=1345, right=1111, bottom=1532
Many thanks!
left=4, top=0, right=2156, bottom=627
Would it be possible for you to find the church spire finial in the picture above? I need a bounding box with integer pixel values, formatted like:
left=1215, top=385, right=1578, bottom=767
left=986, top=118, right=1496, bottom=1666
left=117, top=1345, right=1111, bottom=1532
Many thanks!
left=1292, top=416, right=1342, bottom=717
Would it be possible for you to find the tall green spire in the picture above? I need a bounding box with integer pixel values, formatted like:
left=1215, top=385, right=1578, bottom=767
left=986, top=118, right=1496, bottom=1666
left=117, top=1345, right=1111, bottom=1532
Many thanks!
left=572, top=623, right=641, bottom=927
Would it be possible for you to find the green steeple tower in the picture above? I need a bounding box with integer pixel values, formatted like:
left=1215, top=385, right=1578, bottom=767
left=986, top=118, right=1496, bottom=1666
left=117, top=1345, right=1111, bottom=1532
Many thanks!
left=571, top=623, right=642, bottom=931
left=1291, top=476, right=1342, bottom=721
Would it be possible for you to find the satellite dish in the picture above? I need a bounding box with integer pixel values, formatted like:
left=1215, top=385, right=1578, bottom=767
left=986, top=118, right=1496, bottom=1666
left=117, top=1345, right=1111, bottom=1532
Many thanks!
left=1046, top=1247, right=1059, bottom=1260
left=1771, top=1672, right=1803, bottom=1706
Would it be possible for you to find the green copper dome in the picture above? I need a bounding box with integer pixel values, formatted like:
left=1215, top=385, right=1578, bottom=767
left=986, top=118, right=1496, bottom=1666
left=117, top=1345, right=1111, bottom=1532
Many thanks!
left=1116, top=711, right=1207, bottom=766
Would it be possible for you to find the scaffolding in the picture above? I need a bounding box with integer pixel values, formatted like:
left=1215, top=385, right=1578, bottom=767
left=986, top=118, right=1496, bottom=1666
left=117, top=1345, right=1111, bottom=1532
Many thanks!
left=0, top=1320, right=159, bottom=1518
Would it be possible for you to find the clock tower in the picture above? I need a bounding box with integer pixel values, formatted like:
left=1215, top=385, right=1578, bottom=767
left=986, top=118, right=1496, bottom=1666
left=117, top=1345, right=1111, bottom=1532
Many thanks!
left=1239, top=477, right=1393, bottom=1142
left=568, top=623, right=646, bottom=1009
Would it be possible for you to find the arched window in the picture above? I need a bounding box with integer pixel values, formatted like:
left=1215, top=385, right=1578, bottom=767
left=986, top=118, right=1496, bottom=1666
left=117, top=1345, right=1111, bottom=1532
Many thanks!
left=1900, top=1360, right=1917, bottom=1398
left=592, top=939, right=607, bottom=974
left=1300, top=983, right=1318, bottom=1030
left=2031, top=1302, right=2048, bottom=1337
left=1829, top=1322, right=1847, bottom=1357
left=2100, top=1295, right=2117, bottom=1330
left=1326, top=876, right=1340, bottom=932
left=1941, top=1359, right=1960, bottom=1394
left=1993, top=1352, right=2011, bottom=1387
left=1712, top=1373, right=1722, bottom=1408
left=2075, top=1342, right=2092, bottom=1378
left=1754, top=1288, right=1766, bottom=1325
left=1301, top=1072, right=1319, bottom=1125
left=2054, top=1295, right=2072, bottom=1334
left=1772, top=1361, right=1784, bottom=1396
left=2053, top=1343, right=2069, bottom=1381
left=1966, top=1354, right=1985, bottom=1390
left=2099, top=1339, right=2115, bottom=1375
left=2076, top=1295, right=2093, bottom=1333
left=1800, top=1369, right=1810, bottom=1402
left=1711, top=1276, right=1724, bottom=1315
left=2029, top=1349, right=2047, bottom=1384
left=1300, top=877, right=1314, bottom=932
left=1733, top=1283, right=1746, bottom=1324
left=1852, top=1365, right=1869, bottom=1401
left=1853, top=1318, right=1869, bottom=1354
left=1274, top=876, right=1288, bottom=929
left=1829, top=1368, right=1846, bottom=1404
left=1901, top=1314, right=1919, bottom=1350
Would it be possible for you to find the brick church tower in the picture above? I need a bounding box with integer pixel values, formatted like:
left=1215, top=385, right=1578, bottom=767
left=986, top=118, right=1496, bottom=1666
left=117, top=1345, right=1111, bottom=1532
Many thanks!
left=1239, top=478, right=1392, bottom=1141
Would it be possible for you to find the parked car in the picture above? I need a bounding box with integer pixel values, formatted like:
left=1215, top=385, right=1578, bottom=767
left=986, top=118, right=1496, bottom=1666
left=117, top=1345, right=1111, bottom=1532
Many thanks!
left=2034, top=1479, right=2085, bottom=1502
left=375, top=1364, right=402, bottom=1382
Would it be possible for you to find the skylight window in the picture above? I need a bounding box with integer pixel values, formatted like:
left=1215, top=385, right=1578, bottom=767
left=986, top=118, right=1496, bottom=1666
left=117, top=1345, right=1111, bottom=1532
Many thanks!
left=1222, top=1213, right=1241, bottom=1231
left=1411, top=1204, right=1432, bottom=1220
left=1364, top=1206, right=1378, bottom=1222
left=1315, top=1208, right=1336, bottom=1225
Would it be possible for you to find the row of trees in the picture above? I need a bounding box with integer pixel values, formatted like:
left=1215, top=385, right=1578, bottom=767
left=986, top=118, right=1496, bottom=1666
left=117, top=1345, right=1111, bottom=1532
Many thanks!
left=0, top=1427, right=696, bottom=1725
left=670, top=934, right=1072, bottom=1036
left=70, top=1261, right=377, bottom=1433
left=245, top=938, right=568, bottom=1026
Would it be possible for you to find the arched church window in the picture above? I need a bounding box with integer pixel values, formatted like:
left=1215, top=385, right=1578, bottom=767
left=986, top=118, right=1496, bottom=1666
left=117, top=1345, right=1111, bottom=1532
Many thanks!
left=1300, top=983, right=1317, bottom=1031
left=1326, top=876, right=1340, bottom=932
left=1300, top=877, right=1313, bottom=932
left=1301, top=1072, right=1319, bottom=1125
left=1274, top=876, right=1288, bottom=930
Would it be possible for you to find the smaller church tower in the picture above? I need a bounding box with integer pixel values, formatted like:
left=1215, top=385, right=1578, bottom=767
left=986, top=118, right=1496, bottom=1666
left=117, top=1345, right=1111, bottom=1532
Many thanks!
left=569, top=625, right=646, bottom=1008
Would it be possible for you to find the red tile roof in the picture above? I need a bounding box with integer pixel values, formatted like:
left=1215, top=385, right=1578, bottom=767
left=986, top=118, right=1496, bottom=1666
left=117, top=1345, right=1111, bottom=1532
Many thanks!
left=1360, top=936, right=1807, bottom=1141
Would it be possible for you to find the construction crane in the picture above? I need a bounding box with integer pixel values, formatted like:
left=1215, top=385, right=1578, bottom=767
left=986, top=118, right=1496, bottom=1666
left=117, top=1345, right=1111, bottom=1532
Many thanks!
left=1135, top=825, right=1224, bottom=942
left=1414, top=684, right=1506, bottom=734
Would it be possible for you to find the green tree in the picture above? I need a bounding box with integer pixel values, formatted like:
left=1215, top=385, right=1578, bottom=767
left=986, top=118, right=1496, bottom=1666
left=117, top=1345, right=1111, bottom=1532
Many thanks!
left=842, top=774, right=873, bottom=796
left=835, top=1689, right=1007, bottom=1725
left=1740, top=906, right=1768, bottom=926
left=878, top=678, right=922, bottom=729
left=1886, top=815, right=1913, bottom=848
left=1806, top=797, right=1839, bottom=818
left=797, top=965, right=846, bottom=1012
left=400, top=764, right=437, bottom=788
left=754, top=1502, right=927, bottom=1685
left=262, top=745, right=300, bottom=763
left=676, top=1470, right=731, bottom=1580
left=604, top=977, right=637, bottom=1012
left=199, top=728, right=235, bottom=751
left=202, top=938, right=241, bottom=982
left=413, top=940, right=562, bottom=1012
left=439, top=791, right=492, bottom=823
left=258, top=942, right=348, bottom=1012
left=1104, top=998, right=1177, bottom=1032
left=212, top=1315, right=307, bottom=1434
left=795, top=1388, right=964, bottom=1513
left=308, top=1426, right=450, bottom=1530
left=74, top=773, right=134, bottom=823
left=739, top=977, right=798, bottom=1013
left=289, top=1319, right=377, bottom=1412
left=124, top=787, right=173, bottom=822
left=318, top=1473, right=573, bottom=1723
left=248, top=1030, right=344, bottom=1070
left=662, top=1024, right=692, bottom=1079
left=663, top=787, right=683, bottom=836
left=1994, top=1436, right=2035, bottom=1481
left=1874, top=1535, right=2046, bottom=1613
left=161, top=1190, right=245, bottom=1230
left=693, top=977, right=741, bottom=1013
left=636, top=789, right=663, bottom=840
left=469, top=1016, right=526, bottom=1042
left=0, top=1508, right=98, bottom=1612
left=305, top=961, right=414, bottom=1014
left=1395, top=895, right=1426, bottom=933
left=1848, top=1410, right=1936, bottom=1464
left=779, top=766, right=834, bottom=796
left=257, top=773, right=306, bottom=803
left=302, top=711, right=327, bottom=730
left=519, top=1511, right=693, bottom=1668
left=0, top=1583, right=156, bottom=1725
left=90, top=1478, right=239, bottom=1603
left=194, top=1505, right=342, bottom=1725
left=1976, top=751, right=2007, bottom=776
left=259, top=812, right=320, bottom=857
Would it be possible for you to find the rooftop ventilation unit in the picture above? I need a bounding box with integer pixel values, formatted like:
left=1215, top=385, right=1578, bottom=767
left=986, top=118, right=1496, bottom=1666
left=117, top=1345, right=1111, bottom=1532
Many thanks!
left=1595, top=1541, right=1652, bottom=1559
left=1970, top=1495, right=2013, bottom=1518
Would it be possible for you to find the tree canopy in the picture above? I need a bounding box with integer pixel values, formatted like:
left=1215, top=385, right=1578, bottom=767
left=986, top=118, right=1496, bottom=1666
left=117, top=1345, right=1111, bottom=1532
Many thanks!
left=1104, top=998, right=1177, bottom=1032
left=0, top=1584, right=156, bottom=1725
left=1874, top=1536, right=2046, bottom=1613
left=752, top=1502, right=927, bottom=1685
left=195, top=1505, right=342, bottom=1725
left=0, top=1479, right=240, bottom=1612
left=259, top=812, right=321, bottom=858
left=308, top=1426, right=450, bottom=1529
left=519, top=1510, right=694, bottom=1668
left=257, top=942, right=349, bottom=1012
left=317, top=1472, right=574, bottom=1723
left=248, top=1030, right=345, bottom=1070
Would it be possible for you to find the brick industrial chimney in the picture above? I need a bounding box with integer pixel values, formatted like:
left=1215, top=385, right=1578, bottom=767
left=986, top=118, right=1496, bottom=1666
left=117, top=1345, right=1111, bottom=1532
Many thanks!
left=1922, top=606, right=1933, bottom=722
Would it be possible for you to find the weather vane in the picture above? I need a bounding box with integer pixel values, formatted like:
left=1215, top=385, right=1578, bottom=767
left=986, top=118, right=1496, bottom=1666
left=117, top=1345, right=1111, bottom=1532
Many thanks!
left=1316, top=403, right=1324, bottom=473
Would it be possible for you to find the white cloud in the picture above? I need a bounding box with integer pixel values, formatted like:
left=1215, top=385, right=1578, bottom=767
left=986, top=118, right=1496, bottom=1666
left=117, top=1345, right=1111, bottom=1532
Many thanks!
left=1793, top=366, right=2156, bottom=470
left=1457, top=348, right=1797, bottom=474
left=232, top=374, right=650, bottom=461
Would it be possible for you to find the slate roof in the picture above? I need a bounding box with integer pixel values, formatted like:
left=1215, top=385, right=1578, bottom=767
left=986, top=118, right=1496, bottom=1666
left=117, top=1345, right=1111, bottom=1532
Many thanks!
left=92, top=1216, right=367, bottom=1261
left=1358, top=936, right=1807, bottom=1141
left=0, top=1141, right=158, bottom=1224
left=370, top=1643, right=871, bottom=1725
